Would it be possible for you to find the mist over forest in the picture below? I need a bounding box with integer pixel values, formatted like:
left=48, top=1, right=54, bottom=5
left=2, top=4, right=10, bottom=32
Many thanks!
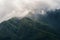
left=0, top=0, right=60, bottom=40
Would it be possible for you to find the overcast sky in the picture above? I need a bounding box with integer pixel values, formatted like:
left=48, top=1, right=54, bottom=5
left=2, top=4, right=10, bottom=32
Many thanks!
left=0, top=0, right=60, bottom=23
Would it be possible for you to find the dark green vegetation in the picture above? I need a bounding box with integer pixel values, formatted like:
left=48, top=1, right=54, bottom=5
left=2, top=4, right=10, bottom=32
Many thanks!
left=0, top=9, right=60, bottom=40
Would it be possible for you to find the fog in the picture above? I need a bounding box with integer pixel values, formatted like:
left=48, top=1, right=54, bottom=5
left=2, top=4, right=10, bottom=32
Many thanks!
left=0, top=0, right=60, bottom=23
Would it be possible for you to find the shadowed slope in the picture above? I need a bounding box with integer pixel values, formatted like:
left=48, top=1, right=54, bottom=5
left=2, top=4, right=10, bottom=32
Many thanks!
left=0, top=17, right=59, bottom=40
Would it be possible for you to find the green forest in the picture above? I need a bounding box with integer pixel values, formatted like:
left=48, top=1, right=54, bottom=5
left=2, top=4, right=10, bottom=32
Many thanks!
left=0, top=9, right=60, bottom=40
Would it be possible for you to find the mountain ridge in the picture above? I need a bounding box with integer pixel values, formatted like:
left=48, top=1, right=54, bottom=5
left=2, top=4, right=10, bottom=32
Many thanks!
left=0, top=9, right=60, bottom=40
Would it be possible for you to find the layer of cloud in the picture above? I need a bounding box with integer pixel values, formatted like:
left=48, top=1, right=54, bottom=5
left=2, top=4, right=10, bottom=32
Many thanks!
left=0, top=0, right=60, bottom=23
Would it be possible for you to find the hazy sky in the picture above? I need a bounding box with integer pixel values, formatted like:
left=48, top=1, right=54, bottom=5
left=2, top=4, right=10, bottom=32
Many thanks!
left=0, top=0, right=60, bottom=23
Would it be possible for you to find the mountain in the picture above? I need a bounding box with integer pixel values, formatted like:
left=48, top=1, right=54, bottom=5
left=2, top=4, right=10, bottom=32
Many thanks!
left=0, top=9, right=60, bottom=40
left=42, top=9, right=60, bottom=32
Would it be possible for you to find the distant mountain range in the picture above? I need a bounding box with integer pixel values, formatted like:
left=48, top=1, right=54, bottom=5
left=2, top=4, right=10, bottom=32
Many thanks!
left=0, top=9, right=60, bottom=40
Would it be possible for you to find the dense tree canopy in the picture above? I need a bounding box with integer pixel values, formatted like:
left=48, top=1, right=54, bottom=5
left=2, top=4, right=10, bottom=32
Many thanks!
left=0, top=9, right=60, bottom=40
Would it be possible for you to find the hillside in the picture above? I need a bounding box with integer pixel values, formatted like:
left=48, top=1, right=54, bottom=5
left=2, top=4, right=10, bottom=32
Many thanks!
left=0, top=17, right=59, bottom=40
left=0, top=9, right=60, bottom=40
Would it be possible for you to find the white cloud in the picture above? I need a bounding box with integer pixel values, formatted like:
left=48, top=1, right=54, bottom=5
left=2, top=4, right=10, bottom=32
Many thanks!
left=0, top=0, right=60, bottom=23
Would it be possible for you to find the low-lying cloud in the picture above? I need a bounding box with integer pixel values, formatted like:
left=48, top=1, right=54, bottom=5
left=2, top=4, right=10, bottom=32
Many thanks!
left=0, top=0, right=60, bottom=23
